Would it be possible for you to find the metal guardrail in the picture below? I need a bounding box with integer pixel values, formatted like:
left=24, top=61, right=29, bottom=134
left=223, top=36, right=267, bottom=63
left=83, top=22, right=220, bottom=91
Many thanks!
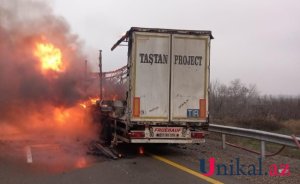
left=208, top=124, right=300, bottom=159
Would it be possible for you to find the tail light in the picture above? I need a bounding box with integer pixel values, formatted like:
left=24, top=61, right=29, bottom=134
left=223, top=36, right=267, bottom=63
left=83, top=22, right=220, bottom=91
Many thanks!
left=199, top=99, right=206, bottom=120
left=191, top=131, right=204, bottom=139
left=128, top=131, right=145, bottom=138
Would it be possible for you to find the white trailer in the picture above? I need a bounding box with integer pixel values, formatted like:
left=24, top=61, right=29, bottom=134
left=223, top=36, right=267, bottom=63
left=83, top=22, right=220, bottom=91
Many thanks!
left=99, top=27, right=213, bottom=144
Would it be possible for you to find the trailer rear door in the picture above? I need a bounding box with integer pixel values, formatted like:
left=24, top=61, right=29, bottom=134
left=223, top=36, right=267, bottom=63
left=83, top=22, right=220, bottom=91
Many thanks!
left=131, top=32, right=171, bottom=121
left=170, top=34, right=210, bottom=122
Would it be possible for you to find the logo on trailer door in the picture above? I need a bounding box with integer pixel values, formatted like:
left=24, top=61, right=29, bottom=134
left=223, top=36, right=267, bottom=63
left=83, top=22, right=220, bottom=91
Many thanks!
left=187, top=109, right=199, bottom=118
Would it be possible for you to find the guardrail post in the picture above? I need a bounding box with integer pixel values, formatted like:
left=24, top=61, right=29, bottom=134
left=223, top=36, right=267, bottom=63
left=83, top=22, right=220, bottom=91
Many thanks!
left=222, top=134, right=226, bottom=149
left=260, top=140, right=265, bottom=160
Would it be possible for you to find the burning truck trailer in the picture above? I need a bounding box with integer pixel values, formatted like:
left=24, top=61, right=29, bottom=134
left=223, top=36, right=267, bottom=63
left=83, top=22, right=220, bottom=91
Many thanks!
left=95, top=27, right=213, bottom=146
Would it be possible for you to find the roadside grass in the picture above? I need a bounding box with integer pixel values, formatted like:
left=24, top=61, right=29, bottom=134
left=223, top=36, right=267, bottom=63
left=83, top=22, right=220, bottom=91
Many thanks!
left=213, top=117, right=282, bottom=132
left=213, top=118, right=300, bottom=135
left=208, top=133, right=300, bottom=159
left=209, top=118, right=300, bottom=159
left=282, top=119, right=300, bottom=136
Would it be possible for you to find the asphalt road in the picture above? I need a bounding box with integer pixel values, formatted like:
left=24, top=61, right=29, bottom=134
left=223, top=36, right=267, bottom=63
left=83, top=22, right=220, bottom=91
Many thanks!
left=0, top=139, right=299, bottom=184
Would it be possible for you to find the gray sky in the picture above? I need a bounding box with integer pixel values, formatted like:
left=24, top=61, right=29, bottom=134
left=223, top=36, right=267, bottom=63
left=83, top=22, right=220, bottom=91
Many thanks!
left=52, top=0, right=300, bottom=96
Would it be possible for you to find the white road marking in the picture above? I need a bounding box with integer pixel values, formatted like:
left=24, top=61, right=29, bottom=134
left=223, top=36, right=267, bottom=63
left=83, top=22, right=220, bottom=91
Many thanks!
left=26, top=146, right=33, bottom=163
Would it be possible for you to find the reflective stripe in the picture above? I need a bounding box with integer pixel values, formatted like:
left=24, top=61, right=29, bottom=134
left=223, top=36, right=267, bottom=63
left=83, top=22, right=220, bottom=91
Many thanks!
left=200, top=99, right=206, bottom=119
left=133, top=97, right=140, bottom=117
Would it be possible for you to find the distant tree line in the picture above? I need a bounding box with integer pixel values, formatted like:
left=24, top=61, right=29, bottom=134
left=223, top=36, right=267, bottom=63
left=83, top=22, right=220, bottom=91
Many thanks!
left=209, top=79, right=300, bottom=126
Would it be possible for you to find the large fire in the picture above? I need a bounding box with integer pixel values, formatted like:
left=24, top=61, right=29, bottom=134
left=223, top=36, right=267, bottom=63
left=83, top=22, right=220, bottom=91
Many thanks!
left=33, top=42, right=64, bottom=74
left=0, top=0, right=101, bottom=171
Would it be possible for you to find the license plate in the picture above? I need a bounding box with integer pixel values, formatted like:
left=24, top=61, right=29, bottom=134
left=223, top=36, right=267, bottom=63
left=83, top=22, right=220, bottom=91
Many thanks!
left=156, top=133, right=178, bottom=137
left=152, top=127, right=182, bottom=138
left=187, top=109, right=199, bottom=118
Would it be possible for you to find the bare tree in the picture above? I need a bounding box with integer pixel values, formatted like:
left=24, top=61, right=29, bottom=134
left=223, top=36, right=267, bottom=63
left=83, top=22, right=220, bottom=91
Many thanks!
left=210, top=79, right=300, bottom=131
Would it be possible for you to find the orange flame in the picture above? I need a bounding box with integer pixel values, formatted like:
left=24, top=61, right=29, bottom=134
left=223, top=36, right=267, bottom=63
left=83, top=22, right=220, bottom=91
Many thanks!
left=89, top=97, right=99, bottom=105
left=78, top=97, right=99, bottom=109
left=75, top=157, right=87, bottom=168
left=54, top=107, right=70, bottom=126
left=34, top=42, right=64, bottom=73
left=79, top=103, right=87, bottom=109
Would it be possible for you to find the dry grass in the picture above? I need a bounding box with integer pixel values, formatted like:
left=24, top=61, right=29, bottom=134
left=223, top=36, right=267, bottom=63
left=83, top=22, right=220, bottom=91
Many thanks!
left=283, top=119, right=300, bottom=136
left=213, top=117, right=282, bottom=132
left=214, top=117, right=300, bottom=135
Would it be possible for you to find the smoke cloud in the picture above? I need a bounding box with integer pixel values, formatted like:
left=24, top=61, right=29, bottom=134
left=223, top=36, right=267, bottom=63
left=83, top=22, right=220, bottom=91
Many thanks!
left=0, top=0, right=87, bottom=110
left=0, top=0, right=98, bottom=170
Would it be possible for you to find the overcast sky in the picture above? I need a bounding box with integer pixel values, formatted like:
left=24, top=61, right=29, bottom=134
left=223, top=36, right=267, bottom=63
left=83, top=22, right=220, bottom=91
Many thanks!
left=52, top=0, right=300, bottom=96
